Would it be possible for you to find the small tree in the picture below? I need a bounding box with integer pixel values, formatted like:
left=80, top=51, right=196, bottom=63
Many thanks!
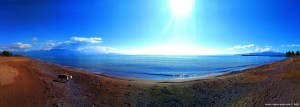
left=287, top=51, right=291, bottom=56
left=2, top=50, right=13, bottom=56
left=291, top=51, right=295, bottom=55
left=296, top=51, right=300, bottom=56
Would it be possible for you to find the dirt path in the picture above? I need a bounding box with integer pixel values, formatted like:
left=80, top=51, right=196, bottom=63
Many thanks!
left=0, top=64, right=19, bottom=86
left=0, top=57, right=138, bottom=107
left=0, top=57, right=49, bottom=107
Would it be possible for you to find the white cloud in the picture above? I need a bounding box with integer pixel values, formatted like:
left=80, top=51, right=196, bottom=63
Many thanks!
left=255, top=46, right=274, bottom=52
left=43, top=40, right=57, bottom=50
left=77, top=46, right=116, bottom=53
left=13, top=42, right=32, bottom=49
left=281, top=44, right=300, bottom=47
left=71, top=37, right=102, bottom=43
left=1, top=37, right=104, bottom=52
left=0, top=42, right=32, bottom=51
left=227, top=44, right=255, bottom=50
left=39, top=37, right=103, bottom=50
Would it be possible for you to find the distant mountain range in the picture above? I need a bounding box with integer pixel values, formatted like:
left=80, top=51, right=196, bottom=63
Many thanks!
left=14, top=49, right=83, bottom=56
left=241, top=51, right=285, bottom=56
left=14, top=49, right=121, bottom=57
left=14, top=49, right=286, bottom=57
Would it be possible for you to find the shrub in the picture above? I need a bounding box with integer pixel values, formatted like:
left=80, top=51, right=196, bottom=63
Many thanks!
left=296, top=51, right=300, bottom=56
left=286, top=51, right=292, bottom=56
left=2, top=50, right=13, bottom=56
left=286, top=51, right=300, bottom=56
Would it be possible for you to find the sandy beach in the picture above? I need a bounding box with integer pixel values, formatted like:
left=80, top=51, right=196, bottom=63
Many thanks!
left=0, top=56, right=299, bottom=107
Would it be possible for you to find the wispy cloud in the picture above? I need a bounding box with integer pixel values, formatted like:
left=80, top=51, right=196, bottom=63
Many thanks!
left=4, top=36, right=105, bottom=51
left=71, top=37, right=102, bottom=44
left=13, top=42, right=32, bottom=49
left=43, top=37, right=116, bottom=54
left=32, top=37, right=38, bottom=45
left=77, top=46, right=116, bottom=53
left=227, top=44, right=255, bottom=50
left=41, top=40, right=57, bottom=50
left=39, top=37, right=103, bottom=50
left=0, top=42, right=32, bottom=51
left=281, top=44, right=300, bottom=47
left=255, top=46, right=274, bottom=52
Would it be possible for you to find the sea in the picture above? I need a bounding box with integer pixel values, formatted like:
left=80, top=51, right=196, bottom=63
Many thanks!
left=28, top=55, right=286, bottom=80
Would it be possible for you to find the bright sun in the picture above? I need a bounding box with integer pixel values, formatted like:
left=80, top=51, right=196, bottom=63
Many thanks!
left=169, top=0, right=194, bottom=16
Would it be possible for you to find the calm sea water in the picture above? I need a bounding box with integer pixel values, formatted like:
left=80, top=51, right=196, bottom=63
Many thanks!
left=29, top=55, right=286, bottom=80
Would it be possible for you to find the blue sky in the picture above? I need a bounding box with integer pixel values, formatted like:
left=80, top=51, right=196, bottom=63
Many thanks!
left=0, top=0, right=299, bottom=55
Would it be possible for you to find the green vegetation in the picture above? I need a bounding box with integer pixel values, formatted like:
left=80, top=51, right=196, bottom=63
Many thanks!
left=286, top=51, right=300, bottom=56
left=1, top=50, right=13, bottom=56
left=286, top=51, right=291, bottom=56
left=296, top=51, right=300, bottom=56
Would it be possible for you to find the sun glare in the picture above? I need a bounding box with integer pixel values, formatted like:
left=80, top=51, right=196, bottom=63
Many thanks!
left=118, top=44, right=220, bottom=55
left=169, top=0, right=194, bottom=16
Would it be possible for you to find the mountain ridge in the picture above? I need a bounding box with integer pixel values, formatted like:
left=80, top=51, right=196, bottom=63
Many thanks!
left=241, top=51, right=285, bottom=56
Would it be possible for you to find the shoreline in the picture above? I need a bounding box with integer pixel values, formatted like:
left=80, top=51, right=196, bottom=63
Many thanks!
left=27, top=56, right=287, bottom=82
left=0, top=56, right=299, bottom=106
